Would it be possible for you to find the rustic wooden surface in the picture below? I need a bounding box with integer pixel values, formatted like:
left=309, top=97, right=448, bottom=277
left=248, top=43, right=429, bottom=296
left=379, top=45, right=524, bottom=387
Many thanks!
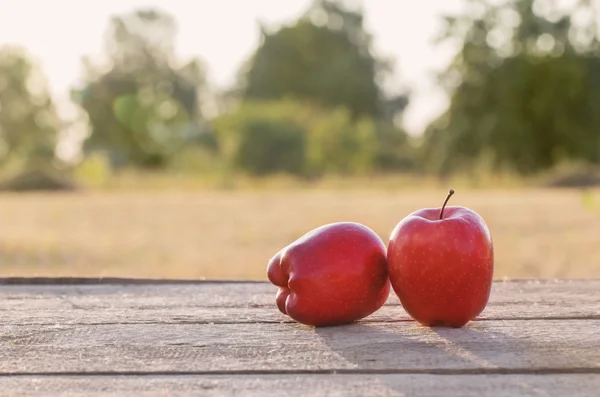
left=1, top=278, right=599, bottom=396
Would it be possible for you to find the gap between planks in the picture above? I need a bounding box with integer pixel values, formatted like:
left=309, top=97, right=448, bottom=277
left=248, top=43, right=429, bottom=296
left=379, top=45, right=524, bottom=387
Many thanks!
left=5, top=315, right=600, bottom=328
left=2, top=368, right=600, bottom=377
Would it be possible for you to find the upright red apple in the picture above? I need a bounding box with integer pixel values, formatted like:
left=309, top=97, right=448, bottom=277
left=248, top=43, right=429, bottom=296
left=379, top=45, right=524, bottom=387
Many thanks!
left=387, top=189, right=494, bottom=327
left=267, top=222, right=390, bottom=327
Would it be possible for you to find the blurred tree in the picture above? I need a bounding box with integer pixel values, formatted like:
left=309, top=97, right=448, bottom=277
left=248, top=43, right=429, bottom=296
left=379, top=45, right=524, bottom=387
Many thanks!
left=236, top=0, right=412, bottom=173
left=0, top=46, right=61, bottom=168
left=72, top=8, right=209, bottom=169
left=423, top=0, right=600, bottom=175
left=239, top=0, right=407, bottom=122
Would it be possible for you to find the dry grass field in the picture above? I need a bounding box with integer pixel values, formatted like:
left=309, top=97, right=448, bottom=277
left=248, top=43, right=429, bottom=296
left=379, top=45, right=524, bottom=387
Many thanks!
left=0, top=187, right=599, bottom=280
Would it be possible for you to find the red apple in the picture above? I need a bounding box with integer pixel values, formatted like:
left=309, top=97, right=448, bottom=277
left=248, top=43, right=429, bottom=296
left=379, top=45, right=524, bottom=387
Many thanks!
left=267, top=222, right=390, bottom=327
left=387, top=189, right=494, bottom=327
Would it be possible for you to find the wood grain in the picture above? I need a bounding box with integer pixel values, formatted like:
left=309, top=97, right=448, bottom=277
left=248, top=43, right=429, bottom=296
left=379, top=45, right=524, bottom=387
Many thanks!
left=1, top=374, right=600, bottom=397
left=2, top=319, right=599, bottom=373
left=1, top=279, right=599, bottom=326
left=2, top=279, right=599, bottom=396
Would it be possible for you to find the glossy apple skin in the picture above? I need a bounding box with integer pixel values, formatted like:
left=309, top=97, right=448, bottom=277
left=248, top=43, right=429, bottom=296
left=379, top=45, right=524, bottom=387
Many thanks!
left=267, top=222, right=390, bottom=327
left=387, top=206, right=494, bottom=328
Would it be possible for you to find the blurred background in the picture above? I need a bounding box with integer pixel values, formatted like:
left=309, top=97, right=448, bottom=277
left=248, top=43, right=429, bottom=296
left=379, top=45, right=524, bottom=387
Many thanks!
left=0, top=0, right=599, bottom=280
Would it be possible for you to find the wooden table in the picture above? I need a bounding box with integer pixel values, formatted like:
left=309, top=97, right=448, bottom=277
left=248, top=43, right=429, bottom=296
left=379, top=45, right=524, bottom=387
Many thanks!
left=1, top=278, right=599, bottom=396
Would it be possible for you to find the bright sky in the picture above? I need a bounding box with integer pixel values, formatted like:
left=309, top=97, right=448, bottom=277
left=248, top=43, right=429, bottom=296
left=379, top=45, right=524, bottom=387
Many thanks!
left=0, top=0, right=467, bottom=135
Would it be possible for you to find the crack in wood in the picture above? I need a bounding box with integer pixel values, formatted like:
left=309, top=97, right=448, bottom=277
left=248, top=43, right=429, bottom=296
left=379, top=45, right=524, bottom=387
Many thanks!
left=1, top=368, right=599, bottom=377
left=4, top=315, right=600, bottom=327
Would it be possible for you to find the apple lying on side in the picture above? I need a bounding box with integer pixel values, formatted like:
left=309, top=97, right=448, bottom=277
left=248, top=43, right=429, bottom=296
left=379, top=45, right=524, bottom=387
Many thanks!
left=387, top=189, right=494, bottom=328
left=267, top=222, right=390, bottom=327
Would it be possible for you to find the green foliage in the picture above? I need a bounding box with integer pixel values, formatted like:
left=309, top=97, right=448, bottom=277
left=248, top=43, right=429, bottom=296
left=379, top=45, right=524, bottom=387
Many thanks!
left=0, top=46, right=61, bottom=167
left=426, top=54, right=600, bottom=174
left=424, top=0, right=600, bottom=176
left=213, top=100, right=386, bottom=177
left=72, top=8, right=208, bottom=169
left=236, top=119, right=306, bottom=176
left=306, top=108, right=378, bottom=175
left=168, top=146, right=223, bottom=174
left=239, top=0, right=407, bottom=122
left=373, top=121, right=415, bottom=171
left=213, top=101, right=309, bottom=176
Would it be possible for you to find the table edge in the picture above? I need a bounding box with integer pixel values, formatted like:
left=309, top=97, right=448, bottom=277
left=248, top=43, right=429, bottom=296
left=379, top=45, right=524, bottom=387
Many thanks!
left=0, top=277, right=598, bottom=286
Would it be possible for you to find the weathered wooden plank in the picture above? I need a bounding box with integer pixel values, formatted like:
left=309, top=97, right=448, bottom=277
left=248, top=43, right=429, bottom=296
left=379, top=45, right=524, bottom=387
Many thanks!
left=1, top=280, right=598, bottom=326
left=2, top=319, right=599, bottom=373
left=1, top=374, right=599, bottom=397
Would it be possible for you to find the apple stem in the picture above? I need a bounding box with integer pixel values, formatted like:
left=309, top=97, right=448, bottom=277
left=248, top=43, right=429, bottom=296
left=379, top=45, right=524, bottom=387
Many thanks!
left=439, top=189, right=456, bottom=220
